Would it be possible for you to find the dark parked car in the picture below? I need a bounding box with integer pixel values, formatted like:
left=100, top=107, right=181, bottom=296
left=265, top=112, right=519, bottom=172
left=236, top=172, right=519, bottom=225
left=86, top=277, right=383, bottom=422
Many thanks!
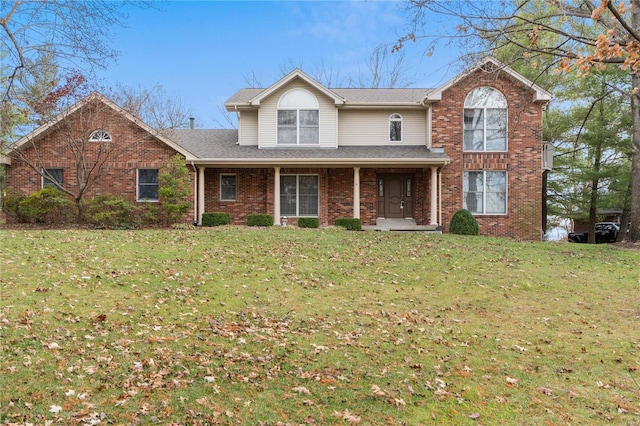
left=568, top=222, right=621, bottom=243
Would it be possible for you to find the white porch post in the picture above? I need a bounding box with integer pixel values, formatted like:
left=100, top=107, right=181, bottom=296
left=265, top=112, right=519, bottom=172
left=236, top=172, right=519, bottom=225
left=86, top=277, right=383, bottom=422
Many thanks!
left=198, top=166, right=205, bottom=225
left=353, top=167, right=360, bottom=219
left=273, top=166, right=281, bottom=226
left=430, top=166, right=438, bottom=226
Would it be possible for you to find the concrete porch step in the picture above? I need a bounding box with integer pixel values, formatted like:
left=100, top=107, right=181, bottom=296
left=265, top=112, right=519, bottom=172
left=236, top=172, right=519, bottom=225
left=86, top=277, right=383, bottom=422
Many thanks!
left=363, top=218, right=442, bottom=232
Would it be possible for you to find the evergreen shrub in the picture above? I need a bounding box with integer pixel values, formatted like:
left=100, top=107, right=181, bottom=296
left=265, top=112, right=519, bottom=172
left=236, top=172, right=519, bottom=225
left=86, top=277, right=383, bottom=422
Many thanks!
left=335, top=217, right=362, bottom=231
left=297, top=217, right=319, bottom=228
left=247, top=214, right=273, bottom=227
left=449, top=209, right=480, bottom=235
left=202, top=212, right=231, bottom=227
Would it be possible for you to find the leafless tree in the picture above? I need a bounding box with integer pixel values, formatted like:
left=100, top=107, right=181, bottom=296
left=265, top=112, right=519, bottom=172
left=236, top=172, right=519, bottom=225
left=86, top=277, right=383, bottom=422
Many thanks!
left=110, top=84, right=193, bottom=130
left=8, top=93, right=161, bottom=221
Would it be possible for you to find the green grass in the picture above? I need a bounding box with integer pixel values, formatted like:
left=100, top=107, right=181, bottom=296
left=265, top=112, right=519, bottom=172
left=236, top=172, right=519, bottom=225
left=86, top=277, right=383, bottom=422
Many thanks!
left=1, top=227, right=639, bottom=425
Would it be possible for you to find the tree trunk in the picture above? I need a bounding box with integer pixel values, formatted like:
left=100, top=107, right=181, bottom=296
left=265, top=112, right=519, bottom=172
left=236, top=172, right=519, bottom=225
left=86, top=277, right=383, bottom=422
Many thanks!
left=630, top=0, right=640, bottom=243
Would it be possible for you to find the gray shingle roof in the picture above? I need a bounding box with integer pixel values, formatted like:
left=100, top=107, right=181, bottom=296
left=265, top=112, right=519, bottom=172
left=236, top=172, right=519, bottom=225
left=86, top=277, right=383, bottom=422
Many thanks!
left=165, top=129, right=449, bottom=165
left=224, top=88, right=432, bottom=107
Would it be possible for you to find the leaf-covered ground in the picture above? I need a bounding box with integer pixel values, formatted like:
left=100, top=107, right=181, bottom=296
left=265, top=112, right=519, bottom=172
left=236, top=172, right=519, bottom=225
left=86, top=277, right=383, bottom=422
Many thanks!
left=1, top=227, right=639, bottom=425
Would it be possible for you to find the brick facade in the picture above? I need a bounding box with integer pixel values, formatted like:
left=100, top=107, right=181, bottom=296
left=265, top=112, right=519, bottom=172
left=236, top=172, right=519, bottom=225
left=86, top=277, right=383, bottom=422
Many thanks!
left=432, top=68, right=545, bottom=240
left=5, top=98, right=195, bottom=222
left=4, top=61, right=546, bottom=240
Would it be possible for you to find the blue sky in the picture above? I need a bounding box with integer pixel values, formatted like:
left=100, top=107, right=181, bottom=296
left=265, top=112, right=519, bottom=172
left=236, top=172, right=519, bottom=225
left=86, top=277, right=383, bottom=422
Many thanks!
left=96, top=1, right=463, bottom=128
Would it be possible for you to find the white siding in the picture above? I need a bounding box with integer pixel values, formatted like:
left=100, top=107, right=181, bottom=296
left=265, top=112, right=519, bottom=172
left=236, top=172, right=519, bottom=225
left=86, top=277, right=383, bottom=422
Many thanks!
left=238, top=110, right=258, bottom=146
left=258, top=80, right=338, bottom=148
left=338, top=110, right=427, bottom=146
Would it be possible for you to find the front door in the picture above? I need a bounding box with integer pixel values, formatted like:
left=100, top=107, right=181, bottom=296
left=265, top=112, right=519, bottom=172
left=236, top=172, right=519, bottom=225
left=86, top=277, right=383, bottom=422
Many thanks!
left=378, top=174, right=414, bottom=218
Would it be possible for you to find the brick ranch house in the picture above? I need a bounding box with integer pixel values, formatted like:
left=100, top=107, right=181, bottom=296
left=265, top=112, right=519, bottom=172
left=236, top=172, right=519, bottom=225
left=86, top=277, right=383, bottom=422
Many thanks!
left=1, top=57, right=552, bottom=240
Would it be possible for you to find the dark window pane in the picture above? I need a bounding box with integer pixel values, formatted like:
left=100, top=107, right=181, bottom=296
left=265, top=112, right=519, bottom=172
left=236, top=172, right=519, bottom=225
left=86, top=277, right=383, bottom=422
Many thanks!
left=221, top=175, right=236, bottom=201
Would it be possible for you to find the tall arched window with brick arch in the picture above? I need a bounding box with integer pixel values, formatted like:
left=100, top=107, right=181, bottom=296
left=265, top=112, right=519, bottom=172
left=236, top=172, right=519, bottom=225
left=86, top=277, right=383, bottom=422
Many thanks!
left=463, top=87, right=507, bottom=151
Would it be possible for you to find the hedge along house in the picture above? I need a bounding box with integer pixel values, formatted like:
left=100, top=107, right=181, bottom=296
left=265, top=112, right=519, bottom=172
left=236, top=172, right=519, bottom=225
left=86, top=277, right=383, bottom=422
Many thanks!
left=167, top=57, right=551, bottom=239
left=1, top=57, right=552, bottom=239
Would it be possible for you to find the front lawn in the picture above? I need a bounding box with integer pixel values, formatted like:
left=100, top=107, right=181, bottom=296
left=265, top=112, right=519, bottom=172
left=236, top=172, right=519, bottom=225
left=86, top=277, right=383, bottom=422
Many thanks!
left=1, top=227, right=638, bottom=424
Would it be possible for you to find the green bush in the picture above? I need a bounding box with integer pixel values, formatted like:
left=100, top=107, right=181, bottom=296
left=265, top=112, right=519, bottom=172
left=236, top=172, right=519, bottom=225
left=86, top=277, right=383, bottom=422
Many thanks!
left=158, top=154, right=192, bottom=225
left=247, top=214, right=273, bottom=227
left=335, top=217, right=362, bottom=231
left=17, top=187, right=75, bottom=224
left=202, top=212, right=231, bottom=227
left=297, top=217, right=319, bottom=228
left=2, top=191, right=26, bottom=222
left=84, top=194, right=141, bottom=228
left=449, top=209, right=480, bottom=235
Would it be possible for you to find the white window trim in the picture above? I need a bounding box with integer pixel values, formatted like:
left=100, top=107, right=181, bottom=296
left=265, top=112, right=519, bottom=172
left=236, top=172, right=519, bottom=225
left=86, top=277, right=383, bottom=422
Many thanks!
left=89, top=129, right=112, bottom=142
left=389, top=113, right=403, bottom=142
left=136, top=168, right=159, bottom=202
left=463, top=170, right=508, bottom=215
left=220, top=173, right=237, bottom=201
left=281, top=174, right=319, bottom=217
left=277, top=89, right=320, bottom=145
left=463, top=87, right=508, bottom=152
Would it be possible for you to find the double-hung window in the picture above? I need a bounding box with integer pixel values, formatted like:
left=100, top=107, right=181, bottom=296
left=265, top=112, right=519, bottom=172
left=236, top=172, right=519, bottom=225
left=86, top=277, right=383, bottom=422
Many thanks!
left=137, top=169, right=159, bottom=201
left=277, top=89, right=319, bottom=145
left=43, top=168, right=63, bottom=189
left=464, top=87, right=507, bottom=151
left=220, top=174, right=237, bottom=201
left=463, top=171, right=507, bottom=214
left=280, top=175, right=319, bottom=216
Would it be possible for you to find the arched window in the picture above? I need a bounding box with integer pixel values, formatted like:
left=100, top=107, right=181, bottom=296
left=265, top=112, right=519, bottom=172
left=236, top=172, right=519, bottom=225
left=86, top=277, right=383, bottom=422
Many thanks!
left=277, top=89, right=319, bottom=145
left=389, top=113, right=402, bottom=142
left=89, top=130, right=112, bottom=142
left=463, top=87, right=507, bottom=151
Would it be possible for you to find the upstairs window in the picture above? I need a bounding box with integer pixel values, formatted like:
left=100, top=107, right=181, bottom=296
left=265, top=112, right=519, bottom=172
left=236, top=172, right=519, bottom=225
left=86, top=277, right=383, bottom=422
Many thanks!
left=389, top=113, right=402, bottom=142
left=89, top=130, right=112, bottom=142
left=43, top=168, right=63, bottom=189
left=277, top=89, right=319, bottom=145
left=463, top=87, right=507, bottom=151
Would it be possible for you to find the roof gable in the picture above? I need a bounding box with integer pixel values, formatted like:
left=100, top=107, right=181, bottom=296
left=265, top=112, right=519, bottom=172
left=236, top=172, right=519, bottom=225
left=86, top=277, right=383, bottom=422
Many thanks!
left=424, top=57, right=552, bottom=103
left=7, top=92, right=196, bottom=158
left=246, top=69, right=345, bottom=107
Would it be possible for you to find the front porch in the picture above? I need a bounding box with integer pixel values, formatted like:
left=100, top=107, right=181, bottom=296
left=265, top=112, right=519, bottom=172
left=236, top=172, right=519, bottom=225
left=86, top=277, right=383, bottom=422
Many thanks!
left=363, top=218, right=443, bottom=232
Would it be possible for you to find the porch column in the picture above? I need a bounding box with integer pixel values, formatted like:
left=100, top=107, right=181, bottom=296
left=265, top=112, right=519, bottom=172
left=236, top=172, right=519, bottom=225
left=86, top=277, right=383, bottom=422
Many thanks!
left=198, top=166, right=206, bottom=225
left=430, top=166, right=438, bottom=226
left=353, top=167, right=360, bottom=219
left=273, top=166, right=281, bottom=226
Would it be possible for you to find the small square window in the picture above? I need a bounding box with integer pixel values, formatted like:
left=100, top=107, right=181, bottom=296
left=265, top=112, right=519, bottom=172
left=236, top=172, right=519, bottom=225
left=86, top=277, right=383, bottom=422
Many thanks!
left=221, top=174, right=237, bottom=201
left=43, top=168, right=63, bottom=189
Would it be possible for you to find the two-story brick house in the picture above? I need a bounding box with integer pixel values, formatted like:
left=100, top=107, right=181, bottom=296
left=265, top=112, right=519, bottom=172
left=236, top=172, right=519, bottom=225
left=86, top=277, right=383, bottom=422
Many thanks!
left=1, top=57, right=551, bottom=239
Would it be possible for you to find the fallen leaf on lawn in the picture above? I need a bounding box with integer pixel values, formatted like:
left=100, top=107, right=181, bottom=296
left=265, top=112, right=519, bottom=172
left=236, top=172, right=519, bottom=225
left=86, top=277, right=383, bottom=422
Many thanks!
left=538, top=386, right=553, bottom=396
left=506, top=377, right=518, bottom=385
left=371, top=384, right=388, bottom=397
left=292, top=386, right=311, bottom=395
left=49, top=405, right=62, bottom=413
left=333, top=409, right=361, bottom=423
left=469, top=412, right=481, bottom=420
